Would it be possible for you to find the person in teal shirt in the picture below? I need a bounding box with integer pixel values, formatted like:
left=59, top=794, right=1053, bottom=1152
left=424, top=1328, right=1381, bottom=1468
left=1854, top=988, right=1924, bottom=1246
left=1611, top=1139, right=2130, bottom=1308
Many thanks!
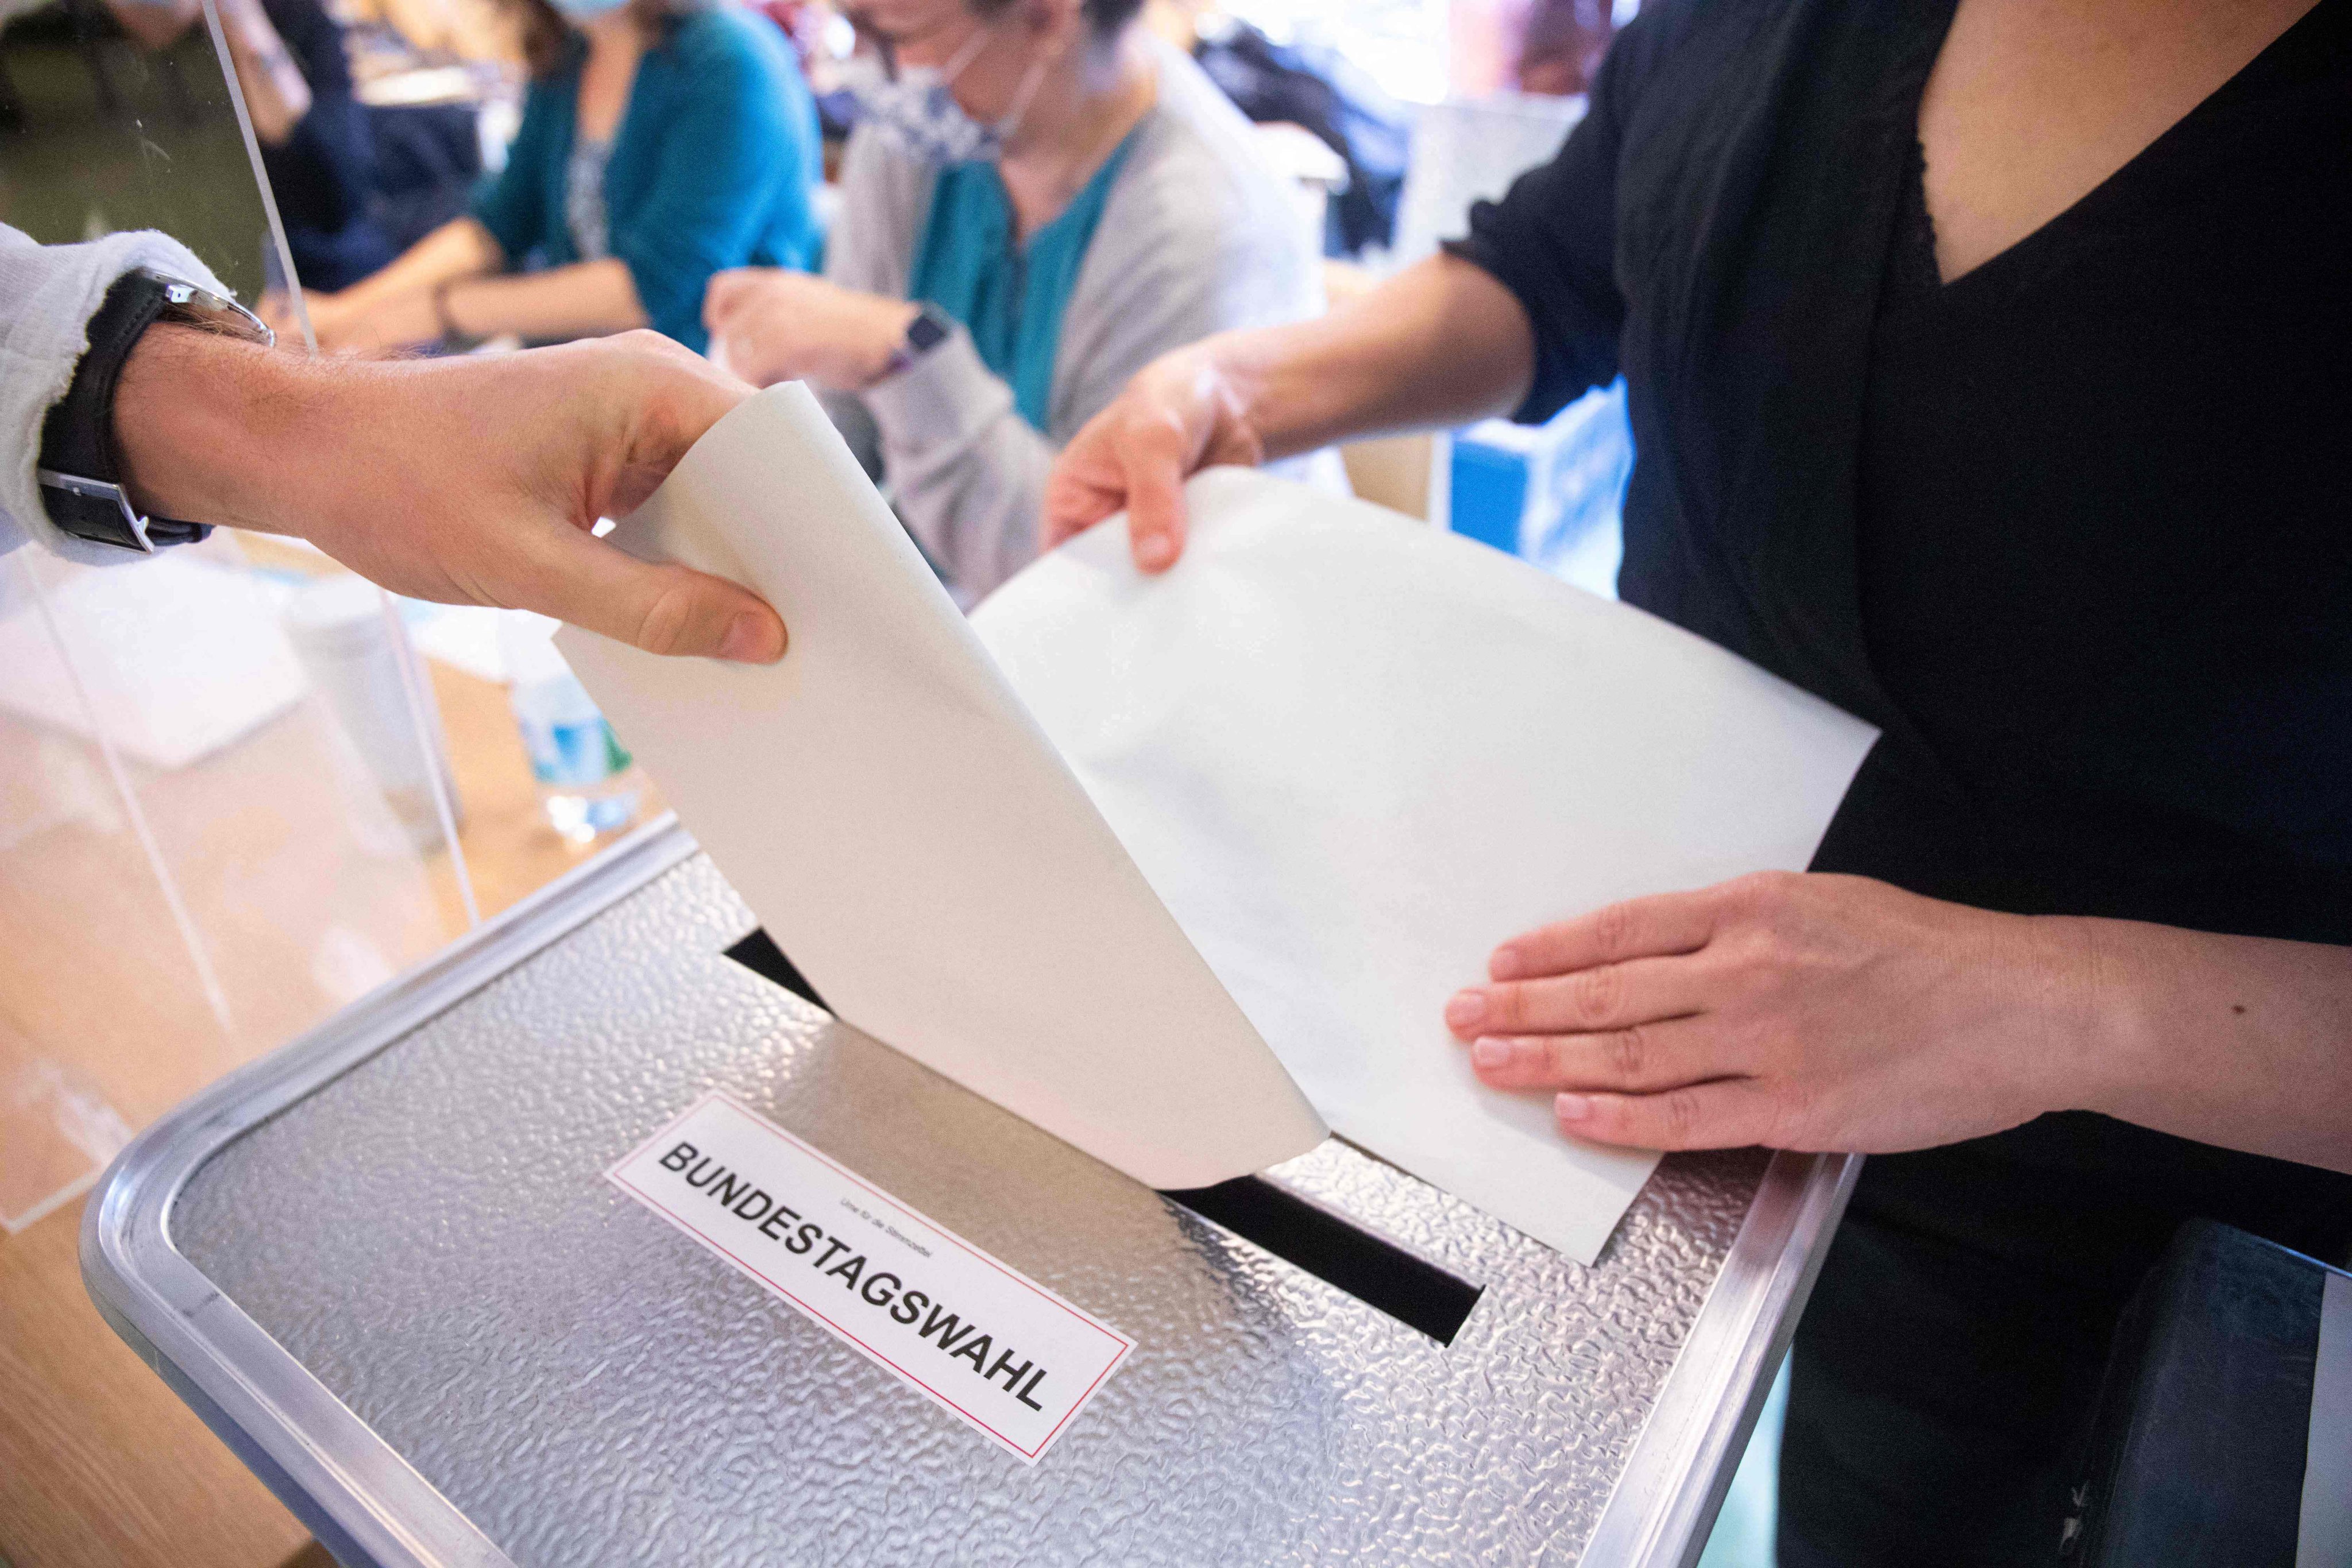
left=703, top=0, right=1328, bottom=602
left=902, top=132, right=1134, bottom=438
left=292, top=0, right=820, bottom=354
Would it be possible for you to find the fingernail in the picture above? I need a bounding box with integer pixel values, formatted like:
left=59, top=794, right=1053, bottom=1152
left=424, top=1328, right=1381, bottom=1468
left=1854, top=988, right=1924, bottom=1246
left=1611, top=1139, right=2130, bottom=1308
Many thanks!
left=1135, top=532, right=1175, bottom=571
left=1555, top=1092, right=1593, bottom=1122
left=1470, top=1036, right=1509, bottom=1069
left=1489, top=944, right=1524, bottom=980
left=1445, top=990, right=1488, bottom=1031
left=721, top=612, right=781, bottom=663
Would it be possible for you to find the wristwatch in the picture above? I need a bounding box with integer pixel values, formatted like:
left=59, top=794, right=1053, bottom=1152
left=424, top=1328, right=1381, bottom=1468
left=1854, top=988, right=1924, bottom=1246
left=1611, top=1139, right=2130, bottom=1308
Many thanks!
left=879, top=303, right=955, bottom=381
left=37, top=267, right=274, bottom=553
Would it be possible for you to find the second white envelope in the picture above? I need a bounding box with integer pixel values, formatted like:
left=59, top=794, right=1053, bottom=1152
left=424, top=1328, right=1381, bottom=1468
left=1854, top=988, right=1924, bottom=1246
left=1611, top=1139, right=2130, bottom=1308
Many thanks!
left=972, top=469, right=1877, bottom=1263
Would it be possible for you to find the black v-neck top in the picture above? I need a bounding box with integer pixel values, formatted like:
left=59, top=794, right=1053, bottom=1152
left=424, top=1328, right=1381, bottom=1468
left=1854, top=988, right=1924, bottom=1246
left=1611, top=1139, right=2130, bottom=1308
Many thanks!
left=1857, top=7, right=2352, bottom=944
left=1453, top=0, right=2352, bottom=1273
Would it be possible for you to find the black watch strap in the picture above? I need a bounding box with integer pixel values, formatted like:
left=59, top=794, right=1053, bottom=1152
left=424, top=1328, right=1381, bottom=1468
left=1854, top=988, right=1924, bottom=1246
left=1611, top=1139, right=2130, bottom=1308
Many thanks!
left=37, top=270, right=234, bottom=551
left=906, top=303, right=953, bottom=356
left=880, top=303, right=956, bottom=379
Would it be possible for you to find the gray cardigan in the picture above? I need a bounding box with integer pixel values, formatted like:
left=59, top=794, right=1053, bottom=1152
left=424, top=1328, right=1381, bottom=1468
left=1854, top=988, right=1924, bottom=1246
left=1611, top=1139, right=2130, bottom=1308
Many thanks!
left=824, top=42, right=1324, bottom=601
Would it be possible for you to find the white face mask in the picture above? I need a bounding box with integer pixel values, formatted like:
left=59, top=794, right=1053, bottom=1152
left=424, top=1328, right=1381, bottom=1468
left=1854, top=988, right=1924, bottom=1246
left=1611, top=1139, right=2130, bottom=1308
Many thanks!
left=844, top=25, right=1050, bottom=165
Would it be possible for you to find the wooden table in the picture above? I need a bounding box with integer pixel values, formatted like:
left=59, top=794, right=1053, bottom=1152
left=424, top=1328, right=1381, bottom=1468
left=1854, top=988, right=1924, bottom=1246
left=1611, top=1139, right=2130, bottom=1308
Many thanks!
left=0, top=550, right=658, bottom=1567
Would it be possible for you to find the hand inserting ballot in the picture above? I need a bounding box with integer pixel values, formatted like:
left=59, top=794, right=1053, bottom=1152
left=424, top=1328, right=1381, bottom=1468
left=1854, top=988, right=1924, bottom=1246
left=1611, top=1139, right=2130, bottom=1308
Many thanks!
left=113, top=327, right=787, bottom=663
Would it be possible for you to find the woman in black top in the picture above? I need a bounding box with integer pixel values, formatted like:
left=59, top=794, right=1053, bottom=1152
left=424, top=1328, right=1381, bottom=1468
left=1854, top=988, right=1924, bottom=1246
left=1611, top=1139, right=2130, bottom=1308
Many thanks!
left=1041, top=0, right=2350, bottom=1560
left=242, top=0, right=397, bottom=290
left=110, top=0, right=393, bottom=288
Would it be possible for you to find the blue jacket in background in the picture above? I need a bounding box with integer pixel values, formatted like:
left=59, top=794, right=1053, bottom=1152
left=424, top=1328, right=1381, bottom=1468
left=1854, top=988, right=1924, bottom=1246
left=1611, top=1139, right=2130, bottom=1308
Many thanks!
left=470, top=7, right=821, bottom=350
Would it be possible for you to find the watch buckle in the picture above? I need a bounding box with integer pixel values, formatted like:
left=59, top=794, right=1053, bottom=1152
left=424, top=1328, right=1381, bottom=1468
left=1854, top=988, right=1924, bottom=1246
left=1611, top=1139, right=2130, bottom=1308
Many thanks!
left=36, top=468, right=158, bottom=553
left=146, top=271, right=275, bottom=348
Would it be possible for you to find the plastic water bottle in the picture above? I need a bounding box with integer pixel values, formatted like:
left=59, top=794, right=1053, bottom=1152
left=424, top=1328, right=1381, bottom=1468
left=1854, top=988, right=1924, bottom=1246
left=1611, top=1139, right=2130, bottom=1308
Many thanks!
left=500, top=614, right=640, bottom=844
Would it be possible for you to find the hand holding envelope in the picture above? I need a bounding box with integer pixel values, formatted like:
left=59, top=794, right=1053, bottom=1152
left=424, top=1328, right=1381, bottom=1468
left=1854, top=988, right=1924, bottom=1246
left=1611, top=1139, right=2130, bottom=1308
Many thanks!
left=562, top=385, right=1875, bottom=1264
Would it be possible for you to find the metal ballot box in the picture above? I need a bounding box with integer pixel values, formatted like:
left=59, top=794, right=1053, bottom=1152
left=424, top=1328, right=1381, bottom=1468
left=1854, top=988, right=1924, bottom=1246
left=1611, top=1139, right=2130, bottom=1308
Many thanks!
left=84, top=820, right=1856, bottom=1567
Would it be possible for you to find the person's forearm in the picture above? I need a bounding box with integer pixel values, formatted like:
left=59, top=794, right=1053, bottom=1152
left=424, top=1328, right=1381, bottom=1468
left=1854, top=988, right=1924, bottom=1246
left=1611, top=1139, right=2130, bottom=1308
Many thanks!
left=441, top=258, right=650, bottom=342
left=371, top=0, right=453, bottom=52
left=1209, top=253, right=1538, bottom=461
left=331, top=217, right=503, bottom=315
left=221, top=5, right=311, bottom=144
left=112, top=325, right=357, bottom=535
left=105, top=0, right=200, bottom=52
left=2063, top=918, right=2352, bottom=1173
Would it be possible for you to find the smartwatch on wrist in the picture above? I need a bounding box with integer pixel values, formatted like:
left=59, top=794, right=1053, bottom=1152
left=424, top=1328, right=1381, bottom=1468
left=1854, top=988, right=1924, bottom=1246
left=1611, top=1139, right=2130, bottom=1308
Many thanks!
left=879, top=303, right=955, bottom=381
left=37, top=267, right=274, bottom=553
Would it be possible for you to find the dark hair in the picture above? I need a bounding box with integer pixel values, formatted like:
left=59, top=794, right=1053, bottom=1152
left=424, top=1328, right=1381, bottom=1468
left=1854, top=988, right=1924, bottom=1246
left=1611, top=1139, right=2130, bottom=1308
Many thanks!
left=508, top=0, right=713, bottom=78
left=963, top=0, right=1146, bottom=38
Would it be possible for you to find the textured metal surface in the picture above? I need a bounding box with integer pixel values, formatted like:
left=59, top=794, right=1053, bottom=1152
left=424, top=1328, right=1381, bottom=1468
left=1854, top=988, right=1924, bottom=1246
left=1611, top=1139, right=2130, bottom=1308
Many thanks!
left=169, top=852, right=1769, bottom=1566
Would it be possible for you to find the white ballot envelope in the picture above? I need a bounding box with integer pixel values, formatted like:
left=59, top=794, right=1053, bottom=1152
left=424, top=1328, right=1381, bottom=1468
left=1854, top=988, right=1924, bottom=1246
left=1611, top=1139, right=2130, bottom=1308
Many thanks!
left=558, top=386, right=1326, bottom=1192
left=971, top=470, right=1876, bottom=1262
left=563, top=385, right=1876, bottom=1263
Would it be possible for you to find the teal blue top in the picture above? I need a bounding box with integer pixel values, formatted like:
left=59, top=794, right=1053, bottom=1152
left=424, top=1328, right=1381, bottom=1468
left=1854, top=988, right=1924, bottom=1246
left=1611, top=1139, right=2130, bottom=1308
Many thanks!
left=469, top=8, right=821, bottom=351
left=905, top=133, right=1138, bottom=432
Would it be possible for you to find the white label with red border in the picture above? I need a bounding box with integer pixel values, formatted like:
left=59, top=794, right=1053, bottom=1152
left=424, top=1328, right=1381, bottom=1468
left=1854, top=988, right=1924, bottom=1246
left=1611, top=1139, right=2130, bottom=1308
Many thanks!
left=607, top=1090, right=1131, bottom=1464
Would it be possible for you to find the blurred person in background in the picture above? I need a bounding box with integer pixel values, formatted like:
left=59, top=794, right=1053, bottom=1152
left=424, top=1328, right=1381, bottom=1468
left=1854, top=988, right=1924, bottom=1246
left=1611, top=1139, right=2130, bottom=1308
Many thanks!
left=288, top=0, right=822, bottom=353
left=701, top=0, right=1323, bottom=603
left=107, top=0, right=399, bottom=289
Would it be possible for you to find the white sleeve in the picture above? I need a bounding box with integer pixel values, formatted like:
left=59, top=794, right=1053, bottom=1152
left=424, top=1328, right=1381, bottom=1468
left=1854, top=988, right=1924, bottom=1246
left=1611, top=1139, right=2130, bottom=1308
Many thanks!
left=0, top=224, right=228, bottom=565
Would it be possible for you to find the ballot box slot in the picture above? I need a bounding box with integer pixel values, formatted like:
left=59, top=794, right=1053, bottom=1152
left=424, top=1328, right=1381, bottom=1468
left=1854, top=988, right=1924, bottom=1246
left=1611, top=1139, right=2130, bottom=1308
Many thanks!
left=1161, top=1176, right=1483, bottom=1345
left=725, top=927, right=1480, bottom=1343
left=725, top=928, right=829, bottom=1013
